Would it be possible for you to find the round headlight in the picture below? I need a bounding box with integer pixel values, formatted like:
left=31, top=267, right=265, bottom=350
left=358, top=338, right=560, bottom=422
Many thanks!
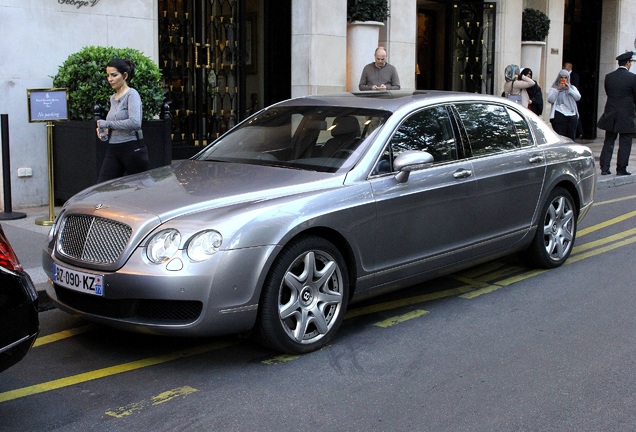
left=187, top=230, right=223, bottom=262
left=146, top=229, right=181, bottom=263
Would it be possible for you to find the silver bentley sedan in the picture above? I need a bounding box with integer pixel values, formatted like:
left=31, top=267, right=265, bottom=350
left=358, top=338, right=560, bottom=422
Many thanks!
left=43, top=91, right=596, bottom=354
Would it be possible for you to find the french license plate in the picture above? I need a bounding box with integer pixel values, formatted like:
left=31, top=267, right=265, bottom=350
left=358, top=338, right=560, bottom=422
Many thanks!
left=52, top=263, right=104, bottom=296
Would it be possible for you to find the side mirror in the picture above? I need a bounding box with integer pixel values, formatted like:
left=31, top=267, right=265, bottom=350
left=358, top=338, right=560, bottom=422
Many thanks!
left=393, top=150, right=434, bottom=183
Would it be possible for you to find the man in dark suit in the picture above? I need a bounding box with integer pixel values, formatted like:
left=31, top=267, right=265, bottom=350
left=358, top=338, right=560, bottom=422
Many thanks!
left=597, top=51, right=636, bottom=175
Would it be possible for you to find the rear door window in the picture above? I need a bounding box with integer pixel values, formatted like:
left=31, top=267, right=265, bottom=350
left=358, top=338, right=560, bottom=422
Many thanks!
left=454, top=103, right=519, bottom=157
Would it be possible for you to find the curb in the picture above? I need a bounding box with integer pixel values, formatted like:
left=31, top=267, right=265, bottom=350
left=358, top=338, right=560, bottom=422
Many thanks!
left=595, top=173, right=636, bottom=189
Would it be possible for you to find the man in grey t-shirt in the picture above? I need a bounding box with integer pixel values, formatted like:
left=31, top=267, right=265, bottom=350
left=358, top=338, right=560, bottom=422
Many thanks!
left=358, top=46, right=401, bottom=91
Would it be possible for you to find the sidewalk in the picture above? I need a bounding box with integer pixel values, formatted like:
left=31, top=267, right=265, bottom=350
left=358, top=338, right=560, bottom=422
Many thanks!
left=0, top=136, right=634, bottom=305
left=580, top=137, right=636, bottom=189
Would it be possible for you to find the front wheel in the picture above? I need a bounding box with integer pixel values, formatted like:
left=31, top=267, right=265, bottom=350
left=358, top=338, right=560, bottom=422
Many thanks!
left=524, top=187, right=577, bottom=268
left=256, top=236, right=349, bottom=354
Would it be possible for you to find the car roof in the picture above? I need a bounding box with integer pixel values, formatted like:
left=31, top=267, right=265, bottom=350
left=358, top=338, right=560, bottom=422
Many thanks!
left=274, top=90, right=506, bottom=112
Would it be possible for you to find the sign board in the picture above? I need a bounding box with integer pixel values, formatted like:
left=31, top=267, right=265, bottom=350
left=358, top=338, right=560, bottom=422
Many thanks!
left=27, top=88, right=69, bottom=123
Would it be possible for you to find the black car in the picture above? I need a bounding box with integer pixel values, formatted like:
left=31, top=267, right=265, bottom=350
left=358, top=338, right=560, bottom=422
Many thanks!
left=0, top=224, right=39, bottom=372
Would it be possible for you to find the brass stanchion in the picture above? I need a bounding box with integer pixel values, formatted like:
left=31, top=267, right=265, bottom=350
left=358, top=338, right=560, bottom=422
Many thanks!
left=35, top=121, right=55, bottom=226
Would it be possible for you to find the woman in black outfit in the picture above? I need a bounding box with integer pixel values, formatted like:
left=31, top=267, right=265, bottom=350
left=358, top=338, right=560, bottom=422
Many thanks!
left=520, top=68, right=544, bottom=116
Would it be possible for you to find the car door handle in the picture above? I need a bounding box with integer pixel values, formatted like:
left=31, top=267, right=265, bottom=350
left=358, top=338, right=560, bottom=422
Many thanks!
left=528, top=155, right=544, bottom=163
left=453, top=169, right=473, bottom=179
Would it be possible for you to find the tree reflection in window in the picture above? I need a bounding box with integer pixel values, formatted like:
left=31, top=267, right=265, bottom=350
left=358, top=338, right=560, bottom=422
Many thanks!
left=507, top=108, right=532, bottom=147
left=455, top=103, right=519, bottom=156
left=389, top=106, right=458, bottom=163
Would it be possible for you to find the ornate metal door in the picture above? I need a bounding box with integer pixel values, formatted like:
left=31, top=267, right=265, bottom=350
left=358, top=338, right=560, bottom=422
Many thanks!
left=452, top=2, right=496, bottom=94
left=159, top=0, right=240, bottom=159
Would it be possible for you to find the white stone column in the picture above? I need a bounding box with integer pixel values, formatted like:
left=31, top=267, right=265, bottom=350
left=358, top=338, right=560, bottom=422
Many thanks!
left=494, top=0, right=523, bottom=96
left=382, top=0, right=417, bottom=90
left=543, top=0, right=564, bottom=95
left=597, top=0, right=636, bottom=136
left=347, top=22, right=385, bottom=91
left=291, top=0, right=348, bottom=97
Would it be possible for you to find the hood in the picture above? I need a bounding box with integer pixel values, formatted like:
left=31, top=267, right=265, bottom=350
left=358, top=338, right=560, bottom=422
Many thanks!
left=551, top=69, right=571, bottom=88
left=68, top=160, right=344, bottom=222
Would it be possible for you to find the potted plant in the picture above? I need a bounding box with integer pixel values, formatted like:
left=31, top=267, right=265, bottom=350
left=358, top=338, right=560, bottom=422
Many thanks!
left=522, top=8, right=551, bottom=42
left=347, top=0, right=390, bottom=23
left=346, top=0, right=390, bottom=91
left=50, top=46, right=171, bottom=201
left=520, top=8, right=551, bottom=86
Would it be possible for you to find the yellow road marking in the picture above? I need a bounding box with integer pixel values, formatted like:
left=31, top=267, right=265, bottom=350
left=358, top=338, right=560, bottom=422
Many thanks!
left=6, top=208, right=636, bottom=399
left=463, top=231, right=636, bottom=299
left=458, top=261, right=508, bottom=278
left=461, top=269, right=548, bottom=299
left=592, top=194, right=636, bottom=206
left=374, top=309, right=429, bottom=328
left=105, top=386, right=198, bottom=418
left=33, top=325, right=95, bottom=347
left=573, top=227, right=636, bottom=253
left=566, top=234, right=636, bottom=264
left=261, top=354, right=300, bottom=365
left=0, top=341, right=236, bottom=403
left=578, top=209, right=636, bottom=237
left=345, top=285, right=474, bottom=320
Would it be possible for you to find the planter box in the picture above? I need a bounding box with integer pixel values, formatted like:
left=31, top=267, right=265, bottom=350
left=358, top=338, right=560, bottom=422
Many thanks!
left=52, top=119, right=172, bottom=202
left=347, top=21, right=384, bottom=92
left=521, top=41, right=546, bottom=82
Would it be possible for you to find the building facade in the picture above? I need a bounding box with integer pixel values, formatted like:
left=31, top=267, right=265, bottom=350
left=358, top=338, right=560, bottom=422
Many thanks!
left=1, top=0, right=635, bottom=208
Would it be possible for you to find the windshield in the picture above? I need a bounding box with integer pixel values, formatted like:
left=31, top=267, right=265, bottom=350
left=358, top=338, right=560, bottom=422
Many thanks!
left=194, top=106, right=391, bottom=173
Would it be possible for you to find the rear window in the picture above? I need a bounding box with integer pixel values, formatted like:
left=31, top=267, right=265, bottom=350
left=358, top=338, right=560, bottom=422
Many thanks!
left=527, top=115, right=561, bottom=145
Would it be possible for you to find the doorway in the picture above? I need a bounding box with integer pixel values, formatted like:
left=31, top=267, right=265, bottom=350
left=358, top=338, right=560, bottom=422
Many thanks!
left=417, top=1, right=496, bottom=94
left=562, top=0, right=601, bottom=139
left=158, top=0, right=291, bottom=159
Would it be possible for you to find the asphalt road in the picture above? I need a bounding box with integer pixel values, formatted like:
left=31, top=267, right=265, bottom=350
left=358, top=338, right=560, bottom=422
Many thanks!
left=1, top=183, right=635, bottom=431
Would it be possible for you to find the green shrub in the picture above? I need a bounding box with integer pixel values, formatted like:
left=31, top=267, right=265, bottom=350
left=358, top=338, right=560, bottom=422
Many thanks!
left=52, top=46, right=164, bottom=121
left=522, top=8, right=550, bottom=41
left=347, top=0, right=390, bottom=23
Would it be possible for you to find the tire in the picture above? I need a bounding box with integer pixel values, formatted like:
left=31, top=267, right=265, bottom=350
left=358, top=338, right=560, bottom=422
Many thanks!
left=256, top=236, right=349, bottom=354
left=525, top=187, right=577, bottom=268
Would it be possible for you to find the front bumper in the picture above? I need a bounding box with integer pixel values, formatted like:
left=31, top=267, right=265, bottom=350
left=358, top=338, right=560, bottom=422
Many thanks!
left=43, top=244, right=278, bottom=337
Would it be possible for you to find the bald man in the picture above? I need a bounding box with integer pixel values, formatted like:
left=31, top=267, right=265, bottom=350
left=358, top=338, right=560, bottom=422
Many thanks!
left=358, top=46, right=401, bottom=91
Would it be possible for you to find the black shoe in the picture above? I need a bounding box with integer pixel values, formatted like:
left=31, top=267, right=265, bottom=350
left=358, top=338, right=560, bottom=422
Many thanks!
left=616, top=170, right=632, bottom=176
left=601, top=169, right=611, bottom=175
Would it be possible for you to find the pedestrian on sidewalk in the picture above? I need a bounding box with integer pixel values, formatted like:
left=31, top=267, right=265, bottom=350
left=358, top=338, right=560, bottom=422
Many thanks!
left=564, top=61, right=584, bottom=138
left=96, top=58, right=149, bottom=182
left=503, top=64, right=534, bottom=106
left=520, top=67, right=543, bottom=116
left=597, top=51, right=636, bottom=176
left=358, top=46, right=401, bottom=91
left=547, top=69, right=581, bottom=140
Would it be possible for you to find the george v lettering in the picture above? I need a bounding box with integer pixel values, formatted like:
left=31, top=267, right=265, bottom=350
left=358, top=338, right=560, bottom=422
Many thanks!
left=58, top=0, right=101, bottom=9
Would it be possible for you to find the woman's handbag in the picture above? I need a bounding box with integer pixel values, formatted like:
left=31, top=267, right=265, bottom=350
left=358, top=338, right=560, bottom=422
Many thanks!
left=507, top=94, right=523, bottom=105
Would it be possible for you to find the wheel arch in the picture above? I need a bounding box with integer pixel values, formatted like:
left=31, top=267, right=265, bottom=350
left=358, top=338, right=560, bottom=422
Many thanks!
left=539, top=176, right=582, bottom=217
left=551, top=179, right=581, bottom=215
left=269, top=227, right=359, bottom=301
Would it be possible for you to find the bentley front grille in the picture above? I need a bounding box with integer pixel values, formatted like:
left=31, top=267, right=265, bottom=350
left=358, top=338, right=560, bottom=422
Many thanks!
left=58, top=215, right=132, bottom=264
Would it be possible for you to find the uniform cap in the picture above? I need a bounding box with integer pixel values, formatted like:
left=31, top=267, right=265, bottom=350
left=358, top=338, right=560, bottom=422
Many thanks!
left=616, top=51, right=635, bottom=61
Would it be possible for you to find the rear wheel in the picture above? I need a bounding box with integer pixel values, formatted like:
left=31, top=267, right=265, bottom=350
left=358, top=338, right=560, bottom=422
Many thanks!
left=525, top=187, right=577, bottom=268
left=256, top=236, right=349, bottom=354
